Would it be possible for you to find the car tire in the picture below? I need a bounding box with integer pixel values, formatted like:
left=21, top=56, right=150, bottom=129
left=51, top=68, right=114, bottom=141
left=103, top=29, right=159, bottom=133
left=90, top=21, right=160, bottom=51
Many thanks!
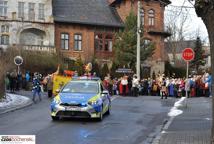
left=106, top=104, right=111, bottom=115
left=97, top=106, right=103, bottom=121
left=51, top=116, right=59, bottom=121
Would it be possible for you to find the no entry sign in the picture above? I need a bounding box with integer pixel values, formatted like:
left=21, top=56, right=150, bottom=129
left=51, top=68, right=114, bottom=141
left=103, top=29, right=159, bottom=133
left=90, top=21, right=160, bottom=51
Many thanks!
left=182, top=48, right=195, bottom=61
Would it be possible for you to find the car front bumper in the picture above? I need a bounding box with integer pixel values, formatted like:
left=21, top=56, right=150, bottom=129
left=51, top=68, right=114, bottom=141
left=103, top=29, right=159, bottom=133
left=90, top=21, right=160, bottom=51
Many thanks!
left=51, top=104, right=101, bottom=118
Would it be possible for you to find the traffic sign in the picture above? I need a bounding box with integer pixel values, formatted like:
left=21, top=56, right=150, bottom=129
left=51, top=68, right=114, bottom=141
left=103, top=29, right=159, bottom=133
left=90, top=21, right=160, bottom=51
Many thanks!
left=182, top=48, right=195, bottom=61
left=14, top=56, right=23, bottom=66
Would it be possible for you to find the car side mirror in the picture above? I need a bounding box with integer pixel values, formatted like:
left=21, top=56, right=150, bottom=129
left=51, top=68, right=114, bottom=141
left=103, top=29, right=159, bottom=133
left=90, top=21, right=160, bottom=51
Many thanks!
left=102, top=90, right=109, bottom=96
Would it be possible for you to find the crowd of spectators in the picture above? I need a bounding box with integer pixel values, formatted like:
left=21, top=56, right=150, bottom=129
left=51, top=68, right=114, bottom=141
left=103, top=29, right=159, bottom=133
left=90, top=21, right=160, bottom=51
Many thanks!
left=5, top=70, right=212, bottom=99
left=103, top=73, right=212, bottom=98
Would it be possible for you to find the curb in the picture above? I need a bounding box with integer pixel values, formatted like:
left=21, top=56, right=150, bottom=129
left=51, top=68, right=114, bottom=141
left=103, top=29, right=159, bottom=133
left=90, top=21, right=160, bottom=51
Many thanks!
left=151, top=98, right=186, bottom=144
left=151, top=117, right=175, bottom=144
left=0, top=98, right=33, bottom=115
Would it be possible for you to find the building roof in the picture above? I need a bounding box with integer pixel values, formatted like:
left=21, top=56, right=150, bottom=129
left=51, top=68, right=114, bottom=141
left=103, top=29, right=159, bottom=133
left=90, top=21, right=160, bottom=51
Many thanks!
left=165, top=40, right=196, bottom=53
left=53, top=0, right=124, bottom=28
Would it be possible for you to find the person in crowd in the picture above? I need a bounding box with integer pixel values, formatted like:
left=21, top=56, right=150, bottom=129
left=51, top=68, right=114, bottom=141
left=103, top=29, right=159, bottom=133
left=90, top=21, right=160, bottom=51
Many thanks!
left=190, top=77, right=196, bottom=97
left=161, top=78, right=167, bottom=99
left=16, top=72, right=22, bottom=91
left=152, top=80, right=158, bottom=96
left=205, top=73, right=212, bottom=97
left=10, top=69, right=17, bottom=93
left=25, top=71, right=31, bottom=91
left=132, top=75, right=139, bottom=97
left=174, top=79, right=179, bottom=98
left=5, top=72, right=10, bottom=90
left=143, top=79, right=149, bottom=95
left=128, top=75, right=133, bottom=96
left=103, top=76, right=109, bottom=90
left=148, top=78, right=152, bottom=96
left=32, top=72, right=42, bottom=103
left=121, top=75, right=128, bottom=96
left=46, top=74, right=54, bottom=98
left=112, top=78, right=118, bottom=95
left=185, top=76, right=191, bottom=98
left=168, top=79, right=174, bottom=97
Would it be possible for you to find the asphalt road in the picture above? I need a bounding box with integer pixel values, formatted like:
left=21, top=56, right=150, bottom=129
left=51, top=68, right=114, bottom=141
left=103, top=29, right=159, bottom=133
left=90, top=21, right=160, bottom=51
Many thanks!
left=0, top=92, right=176, bottom=144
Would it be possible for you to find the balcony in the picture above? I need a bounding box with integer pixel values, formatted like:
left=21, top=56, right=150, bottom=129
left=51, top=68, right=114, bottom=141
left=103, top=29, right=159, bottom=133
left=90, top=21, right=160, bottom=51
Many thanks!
left=148, top=27, right=171, bottom=38
left=22, top=45, right=56, bottom=53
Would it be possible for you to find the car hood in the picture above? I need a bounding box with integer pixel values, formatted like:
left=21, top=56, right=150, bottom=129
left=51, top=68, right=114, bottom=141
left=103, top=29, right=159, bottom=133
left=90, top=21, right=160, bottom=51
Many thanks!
left=59, top=93, right=98, bottom=104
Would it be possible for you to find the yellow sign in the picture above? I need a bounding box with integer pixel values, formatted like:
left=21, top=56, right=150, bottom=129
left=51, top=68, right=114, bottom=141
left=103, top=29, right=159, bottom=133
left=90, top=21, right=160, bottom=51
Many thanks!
left=53, top=75, right=71, bottom=96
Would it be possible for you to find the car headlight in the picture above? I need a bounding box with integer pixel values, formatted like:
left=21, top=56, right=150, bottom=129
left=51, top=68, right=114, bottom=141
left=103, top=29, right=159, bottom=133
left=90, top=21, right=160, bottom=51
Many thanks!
left=88, top=100, right=99, bottom=106
left=53, top=96, right=61, bottom=105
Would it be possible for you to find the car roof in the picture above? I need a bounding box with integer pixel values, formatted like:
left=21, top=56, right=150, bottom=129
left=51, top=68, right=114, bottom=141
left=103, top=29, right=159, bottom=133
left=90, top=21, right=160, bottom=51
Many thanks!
left=71, top=76, right=101, bottom=82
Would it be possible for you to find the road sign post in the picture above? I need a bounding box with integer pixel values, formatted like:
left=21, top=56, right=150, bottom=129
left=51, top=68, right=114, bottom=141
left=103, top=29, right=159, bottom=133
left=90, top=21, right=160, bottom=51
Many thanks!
left=14, top=56, right=23, bottom=74
left=182, top=48, right=195, bottom=108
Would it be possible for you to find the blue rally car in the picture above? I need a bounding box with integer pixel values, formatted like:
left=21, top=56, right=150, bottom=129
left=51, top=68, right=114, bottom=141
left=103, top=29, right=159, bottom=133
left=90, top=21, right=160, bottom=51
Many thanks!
left=50, top=77, right=111, bottom=121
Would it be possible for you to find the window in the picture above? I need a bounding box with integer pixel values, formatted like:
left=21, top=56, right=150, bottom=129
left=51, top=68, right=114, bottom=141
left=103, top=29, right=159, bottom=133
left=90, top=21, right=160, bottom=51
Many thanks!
left=38, top=3, right=44, bottom=20
left=140, top=8, right=144, bottom=26
left=0, top=35, right=9, bottom=45
left=148, top=9, right=155, bottom=26
left=95, top=34, right=103, bottom=51
left=95, top=33, right=113, bottom=52
left=74, top=34, right=82, bottom=51
left=1, top=25, right=9, bottom=33
left=18, top=2, right=24, bottom=18
left=61, top=33, right=69, bottom=50
left=0, top=1, right=7, bottom=17
left=105, top=35, right=113, bottom=52
left=28, top=3, right=35, bottom=21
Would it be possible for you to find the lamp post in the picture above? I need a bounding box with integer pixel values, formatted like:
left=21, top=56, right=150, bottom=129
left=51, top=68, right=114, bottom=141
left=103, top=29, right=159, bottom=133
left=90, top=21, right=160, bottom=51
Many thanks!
left=137, top=0, right=141, bottom=80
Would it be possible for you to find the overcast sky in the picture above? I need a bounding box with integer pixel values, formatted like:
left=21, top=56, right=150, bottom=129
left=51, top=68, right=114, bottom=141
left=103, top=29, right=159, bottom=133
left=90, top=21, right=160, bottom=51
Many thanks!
left=165, top=0, right=209, bottom=43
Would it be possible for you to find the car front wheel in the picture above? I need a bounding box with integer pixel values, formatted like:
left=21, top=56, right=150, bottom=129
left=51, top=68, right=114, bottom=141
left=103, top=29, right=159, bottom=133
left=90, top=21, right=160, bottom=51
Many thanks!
left=97, top=106, right=103, bottom=121
left=51, top=116, right=59, bottom=121
left=106, top=104, right=111, bottom=115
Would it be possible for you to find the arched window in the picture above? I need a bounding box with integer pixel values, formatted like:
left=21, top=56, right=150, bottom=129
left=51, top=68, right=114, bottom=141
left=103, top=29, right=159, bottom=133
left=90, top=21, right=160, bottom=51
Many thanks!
left=140, top=8, right=144, bottom=26
left=148, top=9, right=155, bottom=26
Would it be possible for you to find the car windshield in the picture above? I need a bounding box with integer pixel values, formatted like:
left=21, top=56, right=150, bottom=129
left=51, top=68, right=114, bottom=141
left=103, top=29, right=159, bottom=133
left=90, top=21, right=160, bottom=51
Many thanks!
left=61, top=81, right=99, bottom=94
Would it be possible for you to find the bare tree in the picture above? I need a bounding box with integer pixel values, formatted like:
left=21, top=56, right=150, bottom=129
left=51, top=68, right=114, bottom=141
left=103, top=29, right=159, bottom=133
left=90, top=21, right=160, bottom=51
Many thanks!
left=165, top=5, right=192, bottom=65
left=0, top=47, right=17, bottom=98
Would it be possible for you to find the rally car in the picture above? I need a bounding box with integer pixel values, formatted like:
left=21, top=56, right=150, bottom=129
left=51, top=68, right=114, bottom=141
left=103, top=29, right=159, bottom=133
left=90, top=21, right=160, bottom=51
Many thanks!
left=50, top=77, right=111, bottom=121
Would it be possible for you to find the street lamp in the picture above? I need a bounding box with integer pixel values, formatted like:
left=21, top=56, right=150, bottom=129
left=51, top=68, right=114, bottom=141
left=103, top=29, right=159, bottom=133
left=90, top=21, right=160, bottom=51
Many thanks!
left=136, top=0, right=141, bottom=80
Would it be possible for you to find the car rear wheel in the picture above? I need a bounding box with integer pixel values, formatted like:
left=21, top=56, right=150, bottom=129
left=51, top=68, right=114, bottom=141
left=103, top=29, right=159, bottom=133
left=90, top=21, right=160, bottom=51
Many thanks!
left=51, top=116, right=60, bottom=121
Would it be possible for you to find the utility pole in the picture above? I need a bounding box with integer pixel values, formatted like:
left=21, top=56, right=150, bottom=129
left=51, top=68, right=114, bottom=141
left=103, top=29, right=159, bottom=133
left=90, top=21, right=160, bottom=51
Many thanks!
left=137, top=0, right=141, bottom=79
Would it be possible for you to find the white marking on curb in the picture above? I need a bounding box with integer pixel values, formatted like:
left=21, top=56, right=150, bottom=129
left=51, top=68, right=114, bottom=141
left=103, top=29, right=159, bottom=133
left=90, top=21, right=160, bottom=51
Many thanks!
left=168, top=97, right=186, bottom=117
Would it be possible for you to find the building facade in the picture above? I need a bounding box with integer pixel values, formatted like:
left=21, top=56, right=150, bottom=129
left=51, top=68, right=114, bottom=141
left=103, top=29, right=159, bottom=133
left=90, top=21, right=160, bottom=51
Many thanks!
left=0, top=0, right=55, bottom=52
left=53, top=0, right=123, bottom=63
left=53, top=0, right=171, bottom=76
left=110, top=0, right=171, bottom=76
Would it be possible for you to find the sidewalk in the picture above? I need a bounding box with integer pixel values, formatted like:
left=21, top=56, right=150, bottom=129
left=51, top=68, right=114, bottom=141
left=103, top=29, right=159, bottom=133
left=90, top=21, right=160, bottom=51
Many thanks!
left=153, top=97, right=212, bottom=144
left=0, top=90, right=47, bottom=115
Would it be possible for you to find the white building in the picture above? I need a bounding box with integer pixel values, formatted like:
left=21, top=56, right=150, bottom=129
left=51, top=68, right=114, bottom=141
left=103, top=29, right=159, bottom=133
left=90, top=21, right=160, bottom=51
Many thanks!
left=0, top=0, right=54, bottom=52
